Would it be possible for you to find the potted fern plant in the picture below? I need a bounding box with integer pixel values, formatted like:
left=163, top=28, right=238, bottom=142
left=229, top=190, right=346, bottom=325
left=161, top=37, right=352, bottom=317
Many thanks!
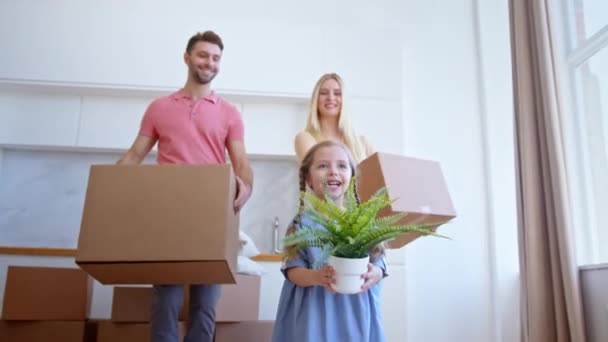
left=283, top=178, right=446, bottom=294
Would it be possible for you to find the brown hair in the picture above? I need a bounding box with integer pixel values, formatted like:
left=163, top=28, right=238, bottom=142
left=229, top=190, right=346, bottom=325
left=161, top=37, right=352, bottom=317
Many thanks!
left=186, top=31, right=224, bottom=53
left=287, top=140, right=385, bottom=261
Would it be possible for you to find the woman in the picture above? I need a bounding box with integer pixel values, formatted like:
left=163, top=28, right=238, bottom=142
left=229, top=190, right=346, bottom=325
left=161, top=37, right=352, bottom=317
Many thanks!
left=294, top=73, right=374, bottom=164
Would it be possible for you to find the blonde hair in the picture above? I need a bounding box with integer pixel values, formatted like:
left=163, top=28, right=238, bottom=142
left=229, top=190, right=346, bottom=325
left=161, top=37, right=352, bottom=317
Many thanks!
left=287, top=141, right=384, bottom=261
left=305, top=73, right=367, bottom=163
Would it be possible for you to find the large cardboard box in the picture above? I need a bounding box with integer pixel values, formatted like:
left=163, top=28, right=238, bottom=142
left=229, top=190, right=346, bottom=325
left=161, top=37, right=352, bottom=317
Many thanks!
left=76, top=164, right=240, bottom=285
left=215, top=321, right=275, bottom=342
left=0, top=321, right=95, bottom=342
left=111, top=275, right=261, bottom=322
left=96, top=320, right=187, bottom=342
left=1, top=266, right=92, bottom=320
left=357, top=152, right=456, bottom=249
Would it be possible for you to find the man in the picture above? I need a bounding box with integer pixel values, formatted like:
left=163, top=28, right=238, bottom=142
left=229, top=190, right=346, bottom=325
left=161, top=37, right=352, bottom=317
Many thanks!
left=117, top=31, right=253, bottom=342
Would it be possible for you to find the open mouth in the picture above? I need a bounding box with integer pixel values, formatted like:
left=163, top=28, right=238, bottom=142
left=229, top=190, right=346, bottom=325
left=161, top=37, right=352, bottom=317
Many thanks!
left=325, top=180, right=342, bottom=189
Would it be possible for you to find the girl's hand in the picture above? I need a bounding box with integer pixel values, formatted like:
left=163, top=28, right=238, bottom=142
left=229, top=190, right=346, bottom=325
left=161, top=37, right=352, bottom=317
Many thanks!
left=315, top=265, right=336, bottom=294
left=360, top=263, right=383, bottom=292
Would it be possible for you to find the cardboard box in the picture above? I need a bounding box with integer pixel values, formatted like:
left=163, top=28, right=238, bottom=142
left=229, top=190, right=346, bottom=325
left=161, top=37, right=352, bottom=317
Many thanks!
left=215, top=321, right=275, bottom=342
left=1, top=266, right=92, bottom=320
left=356, top=152, right=456, bottom=249
left=96, top=320, right=186, bottom=342
left=0, top=320, right=95, bottom=342
left=76, top=164, right=240, bottom=285
left=111, top=286, right=189, bottom=322
left=111, top=275, right=260, bottom=322
left=215, top=275, right=261, bottom=322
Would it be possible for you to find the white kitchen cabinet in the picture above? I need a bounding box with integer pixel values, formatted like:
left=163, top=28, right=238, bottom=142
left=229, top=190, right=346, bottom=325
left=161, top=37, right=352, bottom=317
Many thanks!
left=0, top=91, right=80, bottom=147
left=240, top=102, right=306, bottom=156
left=77, top=95, right=152, bottom=150
left=257, top=261, right=285, bottom=321
left=77, top=94, right=309, bottom=157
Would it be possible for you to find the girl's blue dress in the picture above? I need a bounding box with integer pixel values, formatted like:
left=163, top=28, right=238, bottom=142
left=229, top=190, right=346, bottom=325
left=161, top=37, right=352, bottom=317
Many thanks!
left=272, top=214, right=387, bottom=342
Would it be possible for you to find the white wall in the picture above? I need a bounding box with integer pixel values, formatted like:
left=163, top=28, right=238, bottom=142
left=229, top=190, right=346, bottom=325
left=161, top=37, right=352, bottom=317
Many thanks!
left=400, top=0, right=518, bottom=341
left=475, top=0, right=520, bottom=341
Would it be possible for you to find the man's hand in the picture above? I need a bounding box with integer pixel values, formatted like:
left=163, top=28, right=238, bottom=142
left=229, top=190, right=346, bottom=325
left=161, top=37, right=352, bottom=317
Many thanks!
left=227, top=140, right=253, bottom=212
left=234, top=175, right=251, bottom=212
left=360, top=263, right=383, bottom=292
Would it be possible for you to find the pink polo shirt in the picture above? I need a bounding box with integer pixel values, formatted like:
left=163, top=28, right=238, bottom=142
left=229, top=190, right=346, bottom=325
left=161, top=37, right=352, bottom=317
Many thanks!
left=139, top=89, right=244, bottom=165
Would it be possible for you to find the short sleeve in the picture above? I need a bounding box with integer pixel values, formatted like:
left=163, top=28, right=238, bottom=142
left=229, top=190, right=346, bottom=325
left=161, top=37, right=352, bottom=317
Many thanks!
left=372, top=255, right=389, bottom=278
left=139, top=101, right=159, bottom=139
left=280, top=219, right=311, bottom=280
left=226, top=105, right=244, bottom=142
left=281, top=247, right=310, bottom=280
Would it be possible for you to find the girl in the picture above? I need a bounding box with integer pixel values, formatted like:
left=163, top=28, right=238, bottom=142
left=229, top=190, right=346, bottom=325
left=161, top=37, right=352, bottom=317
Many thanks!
left=294, top=73, right=375, bottom=164
left=273, top=141, right=387, bottom=342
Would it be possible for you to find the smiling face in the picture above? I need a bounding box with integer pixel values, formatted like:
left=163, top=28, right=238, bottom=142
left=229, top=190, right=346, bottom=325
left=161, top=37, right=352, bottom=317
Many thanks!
left=184, top=41, right=222, bottom=85
left=316, top=77, right=342, bottom=118
left=306, top=145, right=353, bottom=206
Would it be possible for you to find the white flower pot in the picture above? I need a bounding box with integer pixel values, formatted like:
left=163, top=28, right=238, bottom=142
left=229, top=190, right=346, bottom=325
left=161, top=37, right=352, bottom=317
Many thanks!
left=328, top=255, right=369, bottom=294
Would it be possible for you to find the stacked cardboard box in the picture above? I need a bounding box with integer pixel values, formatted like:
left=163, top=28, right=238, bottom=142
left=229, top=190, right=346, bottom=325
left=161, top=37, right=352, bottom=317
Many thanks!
left=96, top=320, right=187, bottom=342
left=110, top=275, right=261, bottom=323
left=105, top=274, right=267, bottom=341
left=0, top=266, right=95, bottom=342
left=213, top=274, right=274, bottom=341
left=214, top=321, right=275, bottom=342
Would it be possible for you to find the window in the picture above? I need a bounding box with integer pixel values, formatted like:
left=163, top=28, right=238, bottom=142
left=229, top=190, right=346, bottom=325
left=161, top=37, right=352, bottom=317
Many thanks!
left=558, top=0, right=608, bottom=265
left=567, top=0, right=608, bottom=45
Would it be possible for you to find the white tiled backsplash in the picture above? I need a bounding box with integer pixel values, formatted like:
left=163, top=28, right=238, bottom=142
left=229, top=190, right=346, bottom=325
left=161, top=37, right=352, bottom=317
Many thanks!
left=0, top=148, right=298, bottom=254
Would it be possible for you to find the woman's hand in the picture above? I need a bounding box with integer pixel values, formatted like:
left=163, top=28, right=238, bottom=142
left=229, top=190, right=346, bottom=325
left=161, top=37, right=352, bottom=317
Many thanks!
left=315, top=265, right=336, bottom=294
left=360, top=263, right=383, bottom=292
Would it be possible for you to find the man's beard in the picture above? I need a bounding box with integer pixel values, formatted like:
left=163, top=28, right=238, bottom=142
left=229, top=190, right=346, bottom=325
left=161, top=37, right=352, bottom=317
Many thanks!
left=191, top=69, right=217, bottom=85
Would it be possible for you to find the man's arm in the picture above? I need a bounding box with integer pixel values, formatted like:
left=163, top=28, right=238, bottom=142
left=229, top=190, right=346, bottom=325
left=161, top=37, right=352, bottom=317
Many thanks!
left=117, top=136, right=157, bottom=165
left=226, top=139, right=253, bottom=211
